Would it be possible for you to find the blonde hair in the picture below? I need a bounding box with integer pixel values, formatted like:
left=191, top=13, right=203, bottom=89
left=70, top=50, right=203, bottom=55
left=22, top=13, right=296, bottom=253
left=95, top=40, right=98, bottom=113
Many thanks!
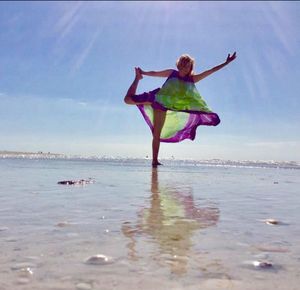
left=176, top=54, right=195, bottom=75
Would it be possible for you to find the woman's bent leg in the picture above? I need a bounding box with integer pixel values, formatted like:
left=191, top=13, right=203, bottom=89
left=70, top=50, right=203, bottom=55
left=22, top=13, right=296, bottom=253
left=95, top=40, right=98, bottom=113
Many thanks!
left=124, top=68, right=147, bottom=105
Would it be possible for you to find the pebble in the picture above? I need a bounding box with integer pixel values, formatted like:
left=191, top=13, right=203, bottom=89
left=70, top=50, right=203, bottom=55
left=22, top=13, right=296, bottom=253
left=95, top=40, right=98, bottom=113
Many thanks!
left=56, top=221, right=70, bottom=227
left=85, top=255, right=114, bottom=265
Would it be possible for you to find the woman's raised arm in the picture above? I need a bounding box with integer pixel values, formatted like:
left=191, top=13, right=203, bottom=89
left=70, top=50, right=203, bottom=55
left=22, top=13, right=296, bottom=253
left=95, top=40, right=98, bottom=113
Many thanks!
left=193, top=52, right=236, bottom=83
left=139, top=68, right=173, bottom=78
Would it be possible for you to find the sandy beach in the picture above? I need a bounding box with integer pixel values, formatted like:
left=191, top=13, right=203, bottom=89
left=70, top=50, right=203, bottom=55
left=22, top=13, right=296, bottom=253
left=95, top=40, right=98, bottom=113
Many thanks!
left=0, top=157, right=299, bottom=290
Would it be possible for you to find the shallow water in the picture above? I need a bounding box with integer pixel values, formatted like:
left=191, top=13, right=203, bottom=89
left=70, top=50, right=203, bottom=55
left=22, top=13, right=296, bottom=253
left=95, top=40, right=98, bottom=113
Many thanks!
left=0, top=158, right=299, bottom=289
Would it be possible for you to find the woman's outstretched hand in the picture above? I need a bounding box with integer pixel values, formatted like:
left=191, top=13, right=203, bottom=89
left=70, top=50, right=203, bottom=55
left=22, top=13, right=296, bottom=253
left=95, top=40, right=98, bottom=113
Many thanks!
left=138, top=67, right=145, bottom=75
left=225, top=52, right=237, bottom=64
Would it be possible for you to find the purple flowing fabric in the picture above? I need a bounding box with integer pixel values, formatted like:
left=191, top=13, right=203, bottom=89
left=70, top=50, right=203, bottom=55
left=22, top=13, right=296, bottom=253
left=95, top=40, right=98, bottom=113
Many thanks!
left=133, top=70, right=220, bottom=143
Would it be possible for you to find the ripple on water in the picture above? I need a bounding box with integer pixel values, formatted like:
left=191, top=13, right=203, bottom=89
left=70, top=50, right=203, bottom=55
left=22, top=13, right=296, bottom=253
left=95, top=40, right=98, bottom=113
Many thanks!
left=255, top=244, right=290, bottom=253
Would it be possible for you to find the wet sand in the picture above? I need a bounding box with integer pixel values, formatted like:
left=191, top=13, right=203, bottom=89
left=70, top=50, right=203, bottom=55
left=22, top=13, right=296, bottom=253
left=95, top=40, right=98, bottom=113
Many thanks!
left=0, top=158, right=299, bottom=289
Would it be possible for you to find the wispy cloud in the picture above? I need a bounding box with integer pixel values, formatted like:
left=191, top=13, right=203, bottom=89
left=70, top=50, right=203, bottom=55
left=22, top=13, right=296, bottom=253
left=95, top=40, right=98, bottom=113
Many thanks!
left=54, top=2, right=83, bottom=40
left=265, top=2, right=299, bottom=56
left=52, top=2, right=83, bottom=64
left=70, top=29, right=100, bottom=74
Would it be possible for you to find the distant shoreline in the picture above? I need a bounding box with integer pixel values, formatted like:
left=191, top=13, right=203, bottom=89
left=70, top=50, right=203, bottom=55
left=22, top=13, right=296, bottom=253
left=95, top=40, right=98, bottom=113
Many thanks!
left=0, top=151, right=299, bottom=170
left=0, top=150, right=64, bottom=158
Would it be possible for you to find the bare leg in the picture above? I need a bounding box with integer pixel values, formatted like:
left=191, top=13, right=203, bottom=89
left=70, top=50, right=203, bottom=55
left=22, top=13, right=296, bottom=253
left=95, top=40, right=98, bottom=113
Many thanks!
left=124, top=68, right=151, bottom=105
left=152, top=109, right=166, bottom=167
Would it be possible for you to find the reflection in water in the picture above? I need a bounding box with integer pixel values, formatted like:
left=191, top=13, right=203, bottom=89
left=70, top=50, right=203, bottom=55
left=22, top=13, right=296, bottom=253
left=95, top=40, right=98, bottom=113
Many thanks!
left=122, top=168, right=220, bottom=275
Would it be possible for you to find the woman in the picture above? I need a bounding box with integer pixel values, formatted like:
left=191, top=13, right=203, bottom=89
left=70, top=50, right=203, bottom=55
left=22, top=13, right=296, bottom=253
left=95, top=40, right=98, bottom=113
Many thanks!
left=124, top=52, right=236, bottom=167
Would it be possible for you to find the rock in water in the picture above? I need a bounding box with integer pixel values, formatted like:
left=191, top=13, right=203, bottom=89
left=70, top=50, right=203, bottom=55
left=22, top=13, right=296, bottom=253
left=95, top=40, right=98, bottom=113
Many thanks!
left=58, top=178, right=95, bottom=185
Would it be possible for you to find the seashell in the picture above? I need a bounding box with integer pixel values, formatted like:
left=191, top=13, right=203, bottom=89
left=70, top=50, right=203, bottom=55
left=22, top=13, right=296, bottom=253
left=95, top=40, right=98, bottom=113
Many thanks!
left=252, top=260, right=273, bottom=268
left=18, top=267, right=34, bottom=277
left=265, top=219, right=279, bottom=225
left=84, top=254, right=114, bottom=265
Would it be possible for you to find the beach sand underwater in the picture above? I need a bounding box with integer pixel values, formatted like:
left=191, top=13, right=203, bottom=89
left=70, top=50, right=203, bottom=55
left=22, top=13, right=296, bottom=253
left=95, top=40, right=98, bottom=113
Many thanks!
left=0, top=157, right=299, bottom=290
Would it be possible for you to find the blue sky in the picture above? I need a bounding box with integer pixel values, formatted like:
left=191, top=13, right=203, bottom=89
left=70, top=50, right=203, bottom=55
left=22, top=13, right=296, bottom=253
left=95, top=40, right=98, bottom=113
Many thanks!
left=0, top=1, right=299, bottom=161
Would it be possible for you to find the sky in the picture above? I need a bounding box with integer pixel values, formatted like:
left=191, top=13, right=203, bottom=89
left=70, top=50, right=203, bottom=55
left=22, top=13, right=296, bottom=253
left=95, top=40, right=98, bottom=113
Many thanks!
left=0, top=1, right=300, bottom=161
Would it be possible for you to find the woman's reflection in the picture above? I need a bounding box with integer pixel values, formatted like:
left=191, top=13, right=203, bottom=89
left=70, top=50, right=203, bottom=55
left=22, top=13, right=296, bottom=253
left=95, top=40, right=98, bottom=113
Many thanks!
left=122, top=168, right=220, bottom=275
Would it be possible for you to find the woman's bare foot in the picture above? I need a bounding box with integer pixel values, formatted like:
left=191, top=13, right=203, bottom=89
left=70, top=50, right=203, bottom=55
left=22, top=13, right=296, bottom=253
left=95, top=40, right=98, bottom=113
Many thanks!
left=152, top=161, right=163, bottom=167
left=135, top=67, right=143, bottom=80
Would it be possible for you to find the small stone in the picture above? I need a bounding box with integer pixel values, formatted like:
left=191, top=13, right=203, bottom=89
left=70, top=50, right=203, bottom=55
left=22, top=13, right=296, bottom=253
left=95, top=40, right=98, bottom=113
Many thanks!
left=85, top=254, right=114, bottom=265
left=56, top=221, right=69, bottom=227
